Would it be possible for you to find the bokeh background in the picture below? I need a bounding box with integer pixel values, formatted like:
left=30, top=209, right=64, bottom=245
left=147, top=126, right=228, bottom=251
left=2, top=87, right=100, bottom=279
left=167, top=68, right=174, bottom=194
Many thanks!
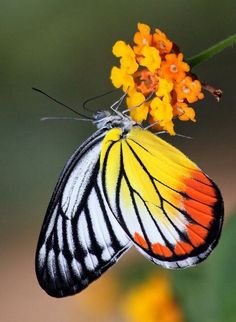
left=1, top=1, right=236, bottom=321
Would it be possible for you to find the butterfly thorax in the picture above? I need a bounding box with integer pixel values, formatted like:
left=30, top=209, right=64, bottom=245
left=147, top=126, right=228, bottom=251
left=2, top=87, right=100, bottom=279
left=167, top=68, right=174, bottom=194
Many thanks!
left=93, top=110, right=136, bottom=134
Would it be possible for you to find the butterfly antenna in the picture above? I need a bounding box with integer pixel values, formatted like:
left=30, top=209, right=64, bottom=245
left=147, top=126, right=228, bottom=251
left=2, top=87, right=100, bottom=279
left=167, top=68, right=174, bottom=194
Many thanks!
left=40, top=116, right=92, bottom=122
left=32, top=87, right=92, bottom=120
left=110, top=91, right=127, bottom=112
left=82, top=89, right=118, bottom=111
left=155, top=130, right=193, bottom=139
left=175, top=133, right=193, bottom=139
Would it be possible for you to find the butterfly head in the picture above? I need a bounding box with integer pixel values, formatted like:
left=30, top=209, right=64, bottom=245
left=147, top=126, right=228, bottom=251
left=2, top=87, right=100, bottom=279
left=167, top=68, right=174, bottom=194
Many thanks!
left=93, top=110, right=136, bottom=133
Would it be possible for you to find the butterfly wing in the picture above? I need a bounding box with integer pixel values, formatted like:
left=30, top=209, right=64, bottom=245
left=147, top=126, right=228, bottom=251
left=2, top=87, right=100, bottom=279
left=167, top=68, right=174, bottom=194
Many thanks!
left=100, top=127, right=223, bottom=268
left=36, top=129, right=131, bottom=297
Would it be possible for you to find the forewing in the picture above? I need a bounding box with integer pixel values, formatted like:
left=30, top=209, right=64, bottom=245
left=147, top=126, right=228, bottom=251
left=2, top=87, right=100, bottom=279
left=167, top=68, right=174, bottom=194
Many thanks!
left=36, top=129, right=131, bottom=297
left=100, top=127, right=223, bottom=268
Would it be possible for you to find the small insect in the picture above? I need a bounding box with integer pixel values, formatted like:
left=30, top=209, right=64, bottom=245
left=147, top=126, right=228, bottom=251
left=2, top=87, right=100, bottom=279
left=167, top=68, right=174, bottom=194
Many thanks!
left=35, top=94, right=224, bottom=298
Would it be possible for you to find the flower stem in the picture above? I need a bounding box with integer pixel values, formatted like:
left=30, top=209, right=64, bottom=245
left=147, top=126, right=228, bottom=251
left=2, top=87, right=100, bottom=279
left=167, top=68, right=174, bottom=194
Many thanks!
left=186, top=34, right=236, bottom=68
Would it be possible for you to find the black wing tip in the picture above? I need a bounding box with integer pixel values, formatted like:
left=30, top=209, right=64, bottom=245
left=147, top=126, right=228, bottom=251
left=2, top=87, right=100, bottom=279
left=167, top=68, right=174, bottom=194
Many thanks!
left=36, top=263, right=111, bottom=298
left=44, top=283, right=88, bottom=298
left=36, top=269, right=99, bottom=298
left=35, top=244, right=131, bottom=298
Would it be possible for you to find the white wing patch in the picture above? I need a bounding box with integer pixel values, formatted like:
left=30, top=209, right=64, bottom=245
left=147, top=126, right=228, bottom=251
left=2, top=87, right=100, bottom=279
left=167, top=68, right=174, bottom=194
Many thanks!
left=61, top=143, right=102, bottom=218
left=77, top=211, right=92, bottom=249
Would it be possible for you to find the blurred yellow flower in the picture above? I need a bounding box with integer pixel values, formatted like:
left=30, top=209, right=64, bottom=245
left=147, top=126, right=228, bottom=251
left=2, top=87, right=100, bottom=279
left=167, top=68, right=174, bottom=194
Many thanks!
left=122, top=274, right=184, bottom=322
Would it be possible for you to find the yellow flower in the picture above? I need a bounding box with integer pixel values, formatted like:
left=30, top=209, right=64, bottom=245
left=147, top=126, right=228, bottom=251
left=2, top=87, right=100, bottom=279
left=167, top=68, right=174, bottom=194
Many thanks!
left=112, top=40, right=138, bottom=74
left=112, top=40, right=130, bottom=57
left=121, top=55, right=138, bottom=75
left=150, top=97, right=173, bottom=122
left=150, top=97, right=175, bottom=135
left=156, top=77, right=173, bottom=101
left=122, top=274, right=184, bottom=322
left=163, top=120, right=175, bottom=135
left=127, top=91, right=149, bottom=123
left=110, top=66, right=134, bottom=91
left=140, top=46, right=161, bottom=73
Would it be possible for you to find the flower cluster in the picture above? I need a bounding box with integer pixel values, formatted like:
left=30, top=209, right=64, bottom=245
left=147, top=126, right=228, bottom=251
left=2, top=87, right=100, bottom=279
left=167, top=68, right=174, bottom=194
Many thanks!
left=110, top=23, right=204, bottom=135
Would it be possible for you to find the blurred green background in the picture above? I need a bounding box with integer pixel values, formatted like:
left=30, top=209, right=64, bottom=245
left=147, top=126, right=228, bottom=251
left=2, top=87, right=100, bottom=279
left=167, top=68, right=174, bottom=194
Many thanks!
left=1, top=0, right=235, bottom=321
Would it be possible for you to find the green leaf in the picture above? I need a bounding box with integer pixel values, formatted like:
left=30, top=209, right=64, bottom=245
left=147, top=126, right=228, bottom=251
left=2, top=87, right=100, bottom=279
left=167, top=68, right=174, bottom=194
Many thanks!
left=186, top=34, right=236, bottom=68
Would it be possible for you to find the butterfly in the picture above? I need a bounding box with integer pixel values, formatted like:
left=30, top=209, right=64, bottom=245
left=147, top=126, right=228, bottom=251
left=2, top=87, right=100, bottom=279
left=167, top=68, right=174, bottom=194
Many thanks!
left=35, top=108, right=224, bottom=298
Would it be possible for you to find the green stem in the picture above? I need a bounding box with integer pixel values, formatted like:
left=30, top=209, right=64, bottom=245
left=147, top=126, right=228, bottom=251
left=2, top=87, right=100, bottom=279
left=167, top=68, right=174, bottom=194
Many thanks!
left=186, top=34, right=236, bottom=68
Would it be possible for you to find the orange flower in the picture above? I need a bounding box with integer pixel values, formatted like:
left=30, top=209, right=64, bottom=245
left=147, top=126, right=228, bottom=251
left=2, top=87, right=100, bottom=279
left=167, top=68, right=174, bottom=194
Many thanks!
left=153, top=29, right=172, bottom=54
left=134, top=23, right=152, bottom=55
left=159, top=53, right=190, bottom=83
left=175, top=76, right=204, bottom=103
left=174, top=102, right=196, bottom=121
left=133, top=69, right=158, bottom=96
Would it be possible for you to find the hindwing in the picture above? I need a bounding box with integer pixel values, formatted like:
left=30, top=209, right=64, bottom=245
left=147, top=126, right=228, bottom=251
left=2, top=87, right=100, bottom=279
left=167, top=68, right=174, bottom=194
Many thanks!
left=100, top=127, right=224, bottom=268
left=36, top=129, right=131, bottom=297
